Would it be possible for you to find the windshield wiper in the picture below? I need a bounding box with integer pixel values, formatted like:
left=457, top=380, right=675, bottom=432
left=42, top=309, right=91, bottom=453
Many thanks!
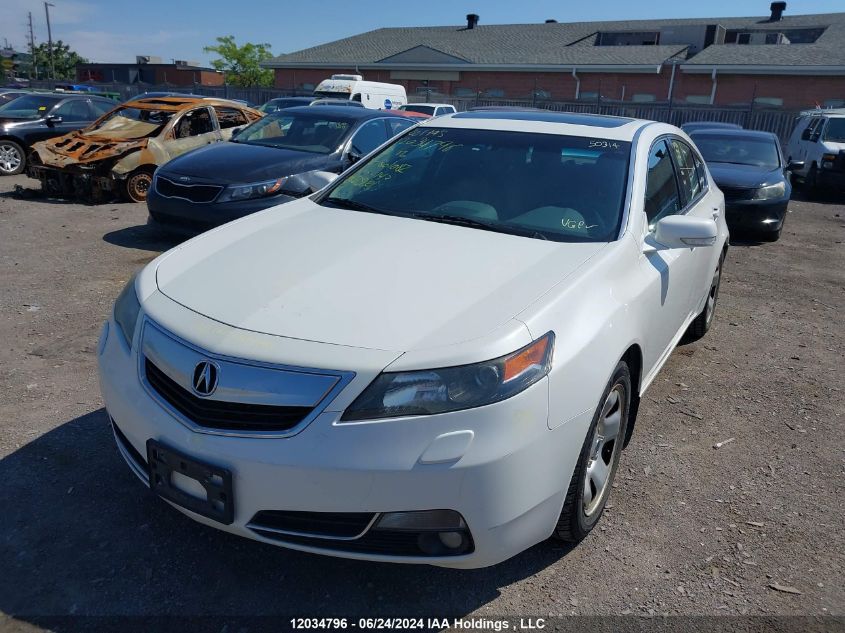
left=411, top=213, right=549, bottom=240
left=322, top=196, right=392, bottom=216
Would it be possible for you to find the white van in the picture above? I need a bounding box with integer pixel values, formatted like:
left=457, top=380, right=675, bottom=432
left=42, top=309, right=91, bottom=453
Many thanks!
left=314, top=75, right=407, bottom=111
left=785, top=108, right=845, bottom=192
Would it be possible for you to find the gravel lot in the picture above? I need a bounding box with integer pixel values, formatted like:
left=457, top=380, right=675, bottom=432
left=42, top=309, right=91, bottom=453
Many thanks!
left=0, top=173, right=843, bottom=629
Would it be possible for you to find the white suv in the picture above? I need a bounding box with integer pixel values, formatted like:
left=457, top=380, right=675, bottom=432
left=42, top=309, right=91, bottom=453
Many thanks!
left=99, top=111, right=728, bottom=568
left=785, top=108, right=845, bottom=192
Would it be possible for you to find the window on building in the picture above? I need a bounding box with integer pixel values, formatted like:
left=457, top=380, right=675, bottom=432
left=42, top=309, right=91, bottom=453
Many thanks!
left=644, top=139, right=682, bottom=226
left=631, top=93, right=656, bottom=103
left=824, top=99, right=845, bottom=108
left=737, top=33, right=752, bottom=44
left=685, top=95, right=711, bottom=105
left=578, top=91, right=599, bottom=102
left=753, top=97, right=784, bottom=108
left=484, top=88, right=505, bottom=98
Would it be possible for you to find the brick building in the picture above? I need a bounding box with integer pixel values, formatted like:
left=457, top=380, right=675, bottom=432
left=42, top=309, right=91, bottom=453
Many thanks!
left=263, top=4, right=845, bottom=109
left=76, top=57, right=224, bottom=87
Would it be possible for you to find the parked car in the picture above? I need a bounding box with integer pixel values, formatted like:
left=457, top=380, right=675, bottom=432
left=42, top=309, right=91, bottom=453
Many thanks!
left=398, top=103, right=457, bottom=117
left=691, top=128, right=801, bottom=241
left=147, top=106, right=416, bottom=233
left=0, top=92, right=116, bottom=176
left=100, top=110, right=727, bottom=568
left=785, top=108, right=845, bottom=193
left=310, top=98, right=365, bottom=108
left=680, top=121, right=742, bottom=134
left=259, top=97, right=315, bottom=113
left=28, top=96, right=262, bottom=202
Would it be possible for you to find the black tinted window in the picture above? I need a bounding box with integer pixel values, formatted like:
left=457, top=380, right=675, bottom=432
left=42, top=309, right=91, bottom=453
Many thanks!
left=90, top=99, right=115, bottom=117
left=669, top=139, right=702, bottom=204
left=351, top=119, right=388, bottom=155
left=645, top=140, right=682, bottom=225
left=54, top=100, right=90, bottom=122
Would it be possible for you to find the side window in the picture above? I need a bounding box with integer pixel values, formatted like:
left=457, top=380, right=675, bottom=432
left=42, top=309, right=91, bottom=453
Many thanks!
left=692, top=150, right=708, bottom=194
left=352, top=93, right=362, bottom=103
left=173, top=107, right=214, bottom=138
left=644, top=140, right=682, bottom=226
left=387, top=118, right=414, bottom=136
left=90, top=100, right=115, bottom=118
left=54, top=99, right=90, bottom=122
left=802, top=118, right=821, bottom=141
left=669, top=139, right=702, bottom=205
left=213, top=106, right=248, bottom=129
left=350, top=119, right=389, bottom=155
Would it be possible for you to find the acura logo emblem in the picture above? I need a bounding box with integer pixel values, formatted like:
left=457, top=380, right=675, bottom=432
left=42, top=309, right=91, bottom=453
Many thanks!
left=179, top=176, right=191, bottom=182
left=192, top=361, right=218, bottom=396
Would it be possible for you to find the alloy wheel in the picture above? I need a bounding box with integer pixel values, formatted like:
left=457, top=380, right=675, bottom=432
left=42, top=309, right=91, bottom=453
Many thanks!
left=0, top=143, right=22, bottom=174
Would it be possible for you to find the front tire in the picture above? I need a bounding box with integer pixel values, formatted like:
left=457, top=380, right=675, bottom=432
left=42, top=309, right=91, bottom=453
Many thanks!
left=0, top=140, right=25, bottom=176
left=553, top=361, right=631, bottom=543
left=123, top=167, right=154, bottom=202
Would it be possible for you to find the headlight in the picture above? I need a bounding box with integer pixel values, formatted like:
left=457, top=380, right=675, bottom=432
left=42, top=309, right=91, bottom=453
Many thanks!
left=822, top=153, right=837, bottom=170
left=753, top=182, right=786, bottom=200
left=113, top=275, right=141, bottom=348
left=340, top=332, right=554, bottom=422
left=218, top=178, right=286, bottom=202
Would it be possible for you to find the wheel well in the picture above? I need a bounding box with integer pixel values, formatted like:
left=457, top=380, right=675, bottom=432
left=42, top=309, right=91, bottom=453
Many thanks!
left=621, top=344, right=642, bottom=449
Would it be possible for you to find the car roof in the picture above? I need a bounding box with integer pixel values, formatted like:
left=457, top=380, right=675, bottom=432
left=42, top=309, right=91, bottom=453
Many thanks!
left=682, top=121, right=741, bottom=128
left=122, top=96, right=257, bottom=112
left=269, top=96, right=313, bottom=102
left=432, top=109, right=649, bottom=141
left=689, top=128, right=778, bottom=140
left=404, top=103, right=453, bottom=108
left=274, top=105, right=406, bottom=119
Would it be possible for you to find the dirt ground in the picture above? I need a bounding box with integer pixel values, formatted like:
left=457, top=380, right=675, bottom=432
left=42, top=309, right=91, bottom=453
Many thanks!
left=0, top=173, right=843, bottom=629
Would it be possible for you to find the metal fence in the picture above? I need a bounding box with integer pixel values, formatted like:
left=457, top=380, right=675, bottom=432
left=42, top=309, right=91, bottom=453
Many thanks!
left=28, top=80, right=801, bottom=141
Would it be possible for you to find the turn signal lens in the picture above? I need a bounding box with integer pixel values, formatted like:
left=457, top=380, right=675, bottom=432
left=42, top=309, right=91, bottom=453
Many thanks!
left=503, top=335, right=551, bottom=382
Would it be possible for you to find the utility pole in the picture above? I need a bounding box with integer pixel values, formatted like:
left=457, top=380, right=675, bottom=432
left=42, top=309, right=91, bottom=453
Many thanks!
left=44, top=2, right=55, bottom=80
left=28, top=12, right=38, bottom=80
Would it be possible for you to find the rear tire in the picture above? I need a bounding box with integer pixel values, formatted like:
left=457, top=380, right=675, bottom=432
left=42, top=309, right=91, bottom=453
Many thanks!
left=0, top=140, right=25, bottom=176
left=124, top=167, right=154, bottom=202
left=553, top=361, right=631, bottom=543
left=685, top=250, right=724, bottom=342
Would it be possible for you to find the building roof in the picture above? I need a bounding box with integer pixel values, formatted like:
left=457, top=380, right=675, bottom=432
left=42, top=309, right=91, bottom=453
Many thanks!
left=264, top=11, right=845, bottom=73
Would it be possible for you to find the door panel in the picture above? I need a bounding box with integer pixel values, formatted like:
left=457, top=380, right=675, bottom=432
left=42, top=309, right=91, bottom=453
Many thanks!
left=164, top=107, right=221, bottom=161
left=639, top=139, right=697, bottom=371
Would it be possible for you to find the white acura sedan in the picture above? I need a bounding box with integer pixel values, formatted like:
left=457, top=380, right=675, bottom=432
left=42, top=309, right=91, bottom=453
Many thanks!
left=99, top=110, right=728, bottom=568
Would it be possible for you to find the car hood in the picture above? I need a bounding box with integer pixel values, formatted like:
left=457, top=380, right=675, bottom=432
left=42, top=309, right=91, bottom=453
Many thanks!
left=155, top=199, right=606, bottom=352
left=707, top=162, right=782, bottom=188
left=31, top=130, right=145, bottom=167
left=161, top=142, right=337, bottom=184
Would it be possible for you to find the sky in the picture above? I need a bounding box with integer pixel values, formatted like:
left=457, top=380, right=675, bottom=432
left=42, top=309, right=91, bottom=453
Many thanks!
left=3, top=0, right=843, bottom=66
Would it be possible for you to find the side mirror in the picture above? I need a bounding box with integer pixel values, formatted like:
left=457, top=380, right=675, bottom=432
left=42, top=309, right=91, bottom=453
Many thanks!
left=346, top=147, right=363, bottom=164
left=229, top=125, right=244, bottom=139
left=786, top=160, right=805, bottom=172
left=653, top=215, right=717, bottom=249
left=45, top=114, right=63, bottom=126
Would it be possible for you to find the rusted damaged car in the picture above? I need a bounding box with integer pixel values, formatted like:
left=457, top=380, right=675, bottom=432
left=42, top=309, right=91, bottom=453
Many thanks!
left=27, top=96, right=262, bottom=202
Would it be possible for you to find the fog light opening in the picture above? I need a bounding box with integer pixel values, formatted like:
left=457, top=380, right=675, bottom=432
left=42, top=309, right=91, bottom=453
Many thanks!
left=438, top=531, right=465, bottom=549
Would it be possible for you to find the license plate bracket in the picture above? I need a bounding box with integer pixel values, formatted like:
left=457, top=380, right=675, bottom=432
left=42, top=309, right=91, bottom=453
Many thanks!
left=146, top=439, right=234, bottom=525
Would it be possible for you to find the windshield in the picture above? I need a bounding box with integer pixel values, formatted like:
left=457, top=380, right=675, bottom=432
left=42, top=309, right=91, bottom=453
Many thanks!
left=692, top=134, right=780, bottom=169
left=314, top=91, right=351, bottom=100
left=823, top=118, right=845, bottom=143
left=401, top=105, right=435, bottom=115
left=233, top=112, right=353, bottom=153
left=0, top=94, right=62, bottom=119
left=87, top=106, right=174, bottom=139
left=321, top=127, right=631, bottom=243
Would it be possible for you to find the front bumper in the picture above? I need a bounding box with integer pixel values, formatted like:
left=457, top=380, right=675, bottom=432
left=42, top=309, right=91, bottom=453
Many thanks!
left=147, top=183, right=295, bottom=234
left=98, top=311, right=588, bottom=569
left=28, top=163, right=119, bottom=202
left=724, top=198, right=789, bottom=235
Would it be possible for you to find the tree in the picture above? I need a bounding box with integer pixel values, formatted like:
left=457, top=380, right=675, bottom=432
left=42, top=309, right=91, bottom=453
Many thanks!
left=203, top=36, right=273, bottom=87
left=31, top=40, right=88, bottom=80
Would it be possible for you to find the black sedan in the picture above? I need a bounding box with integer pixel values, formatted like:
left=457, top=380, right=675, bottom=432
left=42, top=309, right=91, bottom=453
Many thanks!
left=147, top=106, right=417, bottom=233
left=0, top=92, right=116, bottom=175
left=690, top=129, right=802, bottom=241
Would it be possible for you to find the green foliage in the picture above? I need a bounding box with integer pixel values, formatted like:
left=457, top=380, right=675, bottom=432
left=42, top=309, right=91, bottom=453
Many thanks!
left=31, top=40, right=88, bottom=80
left=203, top=36, right=273, bottom=87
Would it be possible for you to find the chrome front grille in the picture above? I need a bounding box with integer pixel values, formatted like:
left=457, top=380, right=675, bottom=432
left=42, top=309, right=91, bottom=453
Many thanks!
left=154, top=175, right=223, bottom=203
left=139, top=320, right=355, bottom=438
